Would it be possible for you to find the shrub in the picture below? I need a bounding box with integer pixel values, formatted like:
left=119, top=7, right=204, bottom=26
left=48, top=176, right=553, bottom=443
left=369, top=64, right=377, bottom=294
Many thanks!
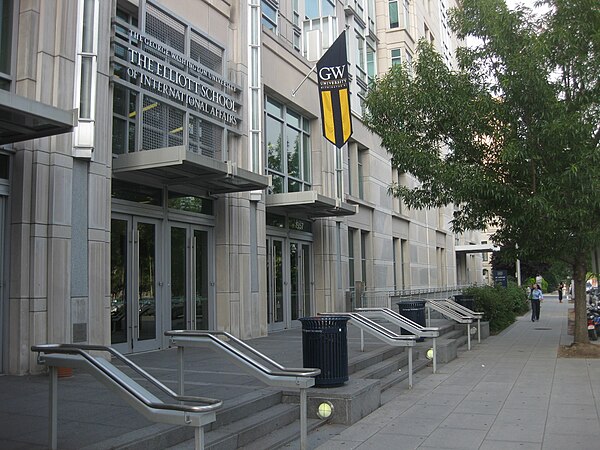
left=524, top=276, right=548, bottom=293
left=464, top=283, right=529, bottom=333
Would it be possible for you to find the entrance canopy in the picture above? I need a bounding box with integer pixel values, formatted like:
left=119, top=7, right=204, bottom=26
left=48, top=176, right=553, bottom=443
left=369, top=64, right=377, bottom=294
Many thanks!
left=112, top=145, right=270, bottom=195
left=266, top=191, right=357, bottom=219
left=0, top=90, right=75, bottom=145
left=455, top=243, right=499, bottom=254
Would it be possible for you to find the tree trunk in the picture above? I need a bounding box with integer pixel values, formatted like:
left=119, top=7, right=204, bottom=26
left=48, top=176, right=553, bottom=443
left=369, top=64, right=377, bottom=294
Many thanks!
left=572, top=259, right=589, bottom=344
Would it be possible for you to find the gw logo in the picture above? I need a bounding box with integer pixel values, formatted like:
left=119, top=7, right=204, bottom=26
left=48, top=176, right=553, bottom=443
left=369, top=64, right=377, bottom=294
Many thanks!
left=319, top=65, right=346, bottom=80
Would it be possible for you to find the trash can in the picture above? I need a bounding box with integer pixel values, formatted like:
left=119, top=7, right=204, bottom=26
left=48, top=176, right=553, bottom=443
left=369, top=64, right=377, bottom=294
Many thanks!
left=454, top=294, right=475, bottom=311
left=396, top=300, right=426, bottom=341
left=299, top=316, right=350, bottom=387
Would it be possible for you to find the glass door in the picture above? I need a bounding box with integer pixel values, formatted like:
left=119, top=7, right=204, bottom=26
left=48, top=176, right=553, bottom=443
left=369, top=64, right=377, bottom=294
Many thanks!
left=170, top=224, right=212, bottom=331
left=290, top=242, right=312, bottom=324
left=267, top=237, right=285, bottom=331
left=111, top=215, right=162, bottom=353
left=267, top=237, right=313, bottom=331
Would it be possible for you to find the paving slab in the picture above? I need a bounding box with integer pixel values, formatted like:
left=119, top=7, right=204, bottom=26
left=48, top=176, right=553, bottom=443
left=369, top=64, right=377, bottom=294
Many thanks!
left=317, top=295, right=600, bottom=450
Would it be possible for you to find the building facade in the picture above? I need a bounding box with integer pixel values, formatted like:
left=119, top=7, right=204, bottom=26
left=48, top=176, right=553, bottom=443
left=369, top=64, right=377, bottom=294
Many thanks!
left=0, top=0, right=482, bottom=375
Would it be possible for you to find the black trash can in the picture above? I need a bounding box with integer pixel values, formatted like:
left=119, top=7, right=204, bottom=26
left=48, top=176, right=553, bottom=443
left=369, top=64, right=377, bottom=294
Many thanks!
left=396, top=300, right=426, bottom=341
left=454, top=294, right=475, bottom=311
left=299, top=316, right=350, bottom=387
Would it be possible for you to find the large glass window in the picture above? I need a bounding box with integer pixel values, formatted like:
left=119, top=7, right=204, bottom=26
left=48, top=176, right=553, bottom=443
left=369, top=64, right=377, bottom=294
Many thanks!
left=391, top=48, right=402, bottom=66
left=402, top=0, right=411, bottom=30
left=305, top=0, right=335, bottom=19
left=265, top=97, right=311, bottom=194
left=261, top=0, right=278, bottom=33
left=388, top=0, right=399, bottom=29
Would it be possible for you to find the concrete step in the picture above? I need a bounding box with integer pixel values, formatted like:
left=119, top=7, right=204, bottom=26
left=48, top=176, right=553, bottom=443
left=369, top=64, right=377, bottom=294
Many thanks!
left=205, top=403, right=299, bottom=450
left=238, top=416, right=326, bottom=450
left=347, top=345, right=404, bottom=375
left=351, top=348, right=414, bottom=381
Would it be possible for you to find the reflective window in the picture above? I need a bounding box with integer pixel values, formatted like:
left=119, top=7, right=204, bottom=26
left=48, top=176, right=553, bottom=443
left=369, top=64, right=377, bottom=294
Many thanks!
left=389, top=0, right=399, bottom=28
left=168, top=192, right=213, bottom=215
left=261, top=0, right=278, bottom=33
left=265, top=96, right=311, bottom=194
left=111, top=179, right=162, bottom=206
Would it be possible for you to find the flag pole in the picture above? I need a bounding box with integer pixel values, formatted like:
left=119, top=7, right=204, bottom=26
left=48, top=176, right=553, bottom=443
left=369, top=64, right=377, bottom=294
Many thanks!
left=291, top=64, right=317, bottom=97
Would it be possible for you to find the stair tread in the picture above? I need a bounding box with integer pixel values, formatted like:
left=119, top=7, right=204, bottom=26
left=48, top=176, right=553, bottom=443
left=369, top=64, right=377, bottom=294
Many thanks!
left=206, top=403, right=298, bottom=447
left=238, top=417, right=325, bottom=450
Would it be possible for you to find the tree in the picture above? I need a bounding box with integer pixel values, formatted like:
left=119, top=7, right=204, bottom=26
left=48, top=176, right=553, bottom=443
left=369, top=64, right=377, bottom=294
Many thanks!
left=364, top=0, right=600, bottom=343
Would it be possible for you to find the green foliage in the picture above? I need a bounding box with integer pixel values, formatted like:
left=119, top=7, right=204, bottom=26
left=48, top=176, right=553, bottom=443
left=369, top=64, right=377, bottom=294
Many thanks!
left=524, top=276, right=548, bottom=293
left=364, top=0, right=600, bottom=343
left=465, top=283, right=529, bottom=333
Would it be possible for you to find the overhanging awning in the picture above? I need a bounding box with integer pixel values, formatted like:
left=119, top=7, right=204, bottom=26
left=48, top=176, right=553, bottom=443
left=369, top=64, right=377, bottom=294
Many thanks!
left=455, top=244, right=500, bottom=254
left=0, top=89, right=75, bottom=145
left=266, top=191, right=357, bottom=218
left=112, top=145, right=270, bottom=195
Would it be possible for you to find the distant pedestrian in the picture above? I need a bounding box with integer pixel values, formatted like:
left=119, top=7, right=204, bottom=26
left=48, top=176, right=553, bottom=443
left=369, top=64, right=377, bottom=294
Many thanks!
left=558, top=282, right=564, bottom=303
left=530, top=283, right=543, bottom=321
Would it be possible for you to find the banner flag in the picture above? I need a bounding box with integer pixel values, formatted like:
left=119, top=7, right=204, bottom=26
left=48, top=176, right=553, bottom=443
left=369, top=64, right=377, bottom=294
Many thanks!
left=317, top=30, right=352, bottom=148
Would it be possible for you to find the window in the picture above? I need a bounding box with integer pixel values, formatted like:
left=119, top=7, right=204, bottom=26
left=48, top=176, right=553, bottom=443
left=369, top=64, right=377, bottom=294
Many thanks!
left=348, top=228, right=356, bottom=289
left=265, top=97, right=311, bottom=194
left=0, top=0, right=13, bottom=90
left=357, top=148, right=367, bottom=200
left=388, top=0, right=399, bottom=29
left=366, top=43, right=376, bottom=84
left=402, top=0, right=411, bottom=30
left=261, top=0, right=278, bottom=33
left=305, top=0, right=335, bottom=19
left=393, top=238, right=398, bottom=291
left=361, top=231, right=368, bottom=286
left=391, top=48, right=402, bottom=66
left=355, top=32, right=366, bottom=83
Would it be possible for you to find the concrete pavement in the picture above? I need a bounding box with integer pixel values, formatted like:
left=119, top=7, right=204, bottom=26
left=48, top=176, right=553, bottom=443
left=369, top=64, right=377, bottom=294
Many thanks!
left=314, top=294, right=600, bottom=450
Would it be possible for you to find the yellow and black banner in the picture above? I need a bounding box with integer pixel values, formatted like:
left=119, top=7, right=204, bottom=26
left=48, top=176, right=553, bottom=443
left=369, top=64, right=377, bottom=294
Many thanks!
left=317, top=31, right=352, bottom=148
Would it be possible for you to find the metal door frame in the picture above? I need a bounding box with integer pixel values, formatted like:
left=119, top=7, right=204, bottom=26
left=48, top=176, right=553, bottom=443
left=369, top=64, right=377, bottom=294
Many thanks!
left=167, top=222, right=215, bottom=332
left=111, top=214, right=163, bottom=353
left=267, top=234, right=314, bottom=331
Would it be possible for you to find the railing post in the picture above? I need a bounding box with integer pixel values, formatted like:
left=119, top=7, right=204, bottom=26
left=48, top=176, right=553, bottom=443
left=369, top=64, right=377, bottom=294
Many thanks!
left=178, top=346, right=185, bottom=397
left=432, top=337, right=437, bottom=374
left=467, top=324, right=471, bottom=350
left=360, top=329, right=364, bottom=352
left=300, top=388, right=307, bottom=450
left=408, top=347, right=413, bottom=389
left=49, top=366, right=58, bottom=450
left=194, top=426, right=204, bottom=450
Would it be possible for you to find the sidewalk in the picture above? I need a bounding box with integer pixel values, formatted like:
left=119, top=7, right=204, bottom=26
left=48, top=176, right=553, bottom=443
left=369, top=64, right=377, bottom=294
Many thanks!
left=315, top=295, right=600, bottom=450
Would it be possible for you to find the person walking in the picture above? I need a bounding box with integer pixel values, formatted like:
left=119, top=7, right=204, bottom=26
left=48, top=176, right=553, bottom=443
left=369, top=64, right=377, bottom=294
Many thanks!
left=530, top=283, right=543, bottom=321
left=558, top=282, right=564, bottom=303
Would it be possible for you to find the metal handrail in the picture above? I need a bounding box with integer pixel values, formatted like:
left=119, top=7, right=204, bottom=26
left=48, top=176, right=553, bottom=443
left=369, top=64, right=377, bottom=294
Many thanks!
left=425, top=300, right=476, bottom=350
left=356, top=307, right=440, bottom=337
left=165, top=330, right=320, bottom=450
left=32, top=343, right=223, bottom=450
left=165, top=330, right=320, bottom=379
left=318, top=312, right=417, bottom=388
left=356, top=307, right=440, bottom=373
left=32, top=343, right=222, bottom=413
left=435, top=299, right=483, bottom=344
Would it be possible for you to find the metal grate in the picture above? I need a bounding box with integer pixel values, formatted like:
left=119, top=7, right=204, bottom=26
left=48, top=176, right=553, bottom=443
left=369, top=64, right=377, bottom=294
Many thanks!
left=189, top=115, right=222, bottom=159
left=142, top=96, right=184, bottom=150
left=190, top=30, right=224, bottom=75
left=145, top=3, right=185, bottom=53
